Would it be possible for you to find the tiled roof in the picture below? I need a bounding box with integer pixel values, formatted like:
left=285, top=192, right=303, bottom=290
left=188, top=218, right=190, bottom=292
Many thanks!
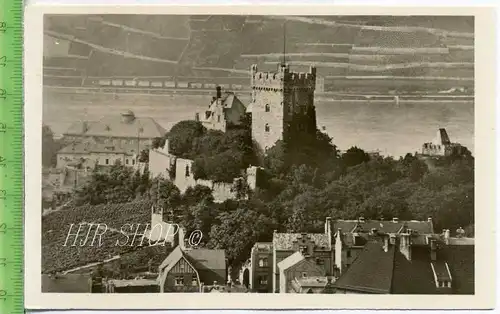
left=58, top=137, right=146, bottom=155
left=158, top=246, right=184, bottom=273
left=277, top=251, right=304, bottom=271
left=334, top=219, right=434, bottom=235
left=334, top=241, right=395, bottom=294
left=273, top=233, right=331, bottom=251
left=440, top=244, right=474, bottom=294
left=109, top=279, right=159, bottom=287
left=295, top=276, right=329, bottom=288
left=335, top=237, right=474, bottom=294
left=158, top=246, right=226, bottom=275
left=63, top=113, right=166, bottom=139
left=185, top=249, right=226, bottom=271
left=41, top=274, right=92, bottom=293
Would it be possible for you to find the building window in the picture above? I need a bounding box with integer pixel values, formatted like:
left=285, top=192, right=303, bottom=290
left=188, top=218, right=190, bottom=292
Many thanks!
left=265, top=104, right=270, bottom=112
left=175, top=276, right=184, bottom=286
left=259, top=258, right=268, bottom=267
left=132, top=159, right=135, bottom=165
left=347, top=250, right=351, bottom=258
left=265, top=124, right=270, bottom=132
left=192, top=278, right=198, bottom=286
left=185, top=165, right=190, bottom=177
left=316, top=258, right=324, bottom=265
left=125, top=159, right=129, bottom=165
left=105, top=159, right=109, bottom=165
left=217, top=115, right=221, bottom=122
left=302, top=272, right=307, bottom=278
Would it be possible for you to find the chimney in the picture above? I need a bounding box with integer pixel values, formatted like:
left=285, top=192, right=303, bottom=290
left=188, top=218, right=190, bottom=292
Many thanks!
left=178, top=226, right=186, bottom=250
left=444, top=229, right=450, bottom=245
left=392, top=217, right=399, bottom=223
left=358, top=216, right=365, bottom=223
left=383, top=235, right=389, bottom=252
left=216, top=86, right=222, bottom=99
left=324, top=217, right=332, bottom=235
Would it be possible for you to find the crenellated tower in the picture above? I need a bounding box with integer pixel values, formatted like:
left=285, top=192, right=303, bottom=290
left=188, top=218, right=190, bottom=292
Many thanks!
left=250, top=63, right=317, bottom=152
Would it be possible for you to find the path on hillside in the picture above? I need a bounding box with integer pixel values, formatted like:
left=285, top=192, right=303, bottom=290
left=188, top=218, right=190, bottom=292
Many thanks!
left=45, top=30, right=179, bottom=64
left=268, top=16, right=474, bottom=38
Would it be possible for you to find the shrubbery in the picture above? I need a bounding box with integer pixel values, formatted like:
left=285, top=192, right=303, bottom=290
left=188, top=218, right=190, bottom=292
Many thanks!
left=163, top=120, right=256, bottom=183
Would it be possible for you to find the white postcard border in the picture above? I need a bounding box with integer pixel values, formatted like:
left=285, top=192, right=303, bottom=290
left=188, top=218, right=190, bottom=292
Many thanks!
left=25, top=4, right=496, bottom=310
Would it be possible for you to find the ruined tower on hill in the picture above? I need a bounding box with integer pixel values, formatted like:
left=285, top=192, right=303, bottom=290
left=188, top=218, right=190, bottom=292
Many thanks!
left=248, top=63, right=317, bottom=152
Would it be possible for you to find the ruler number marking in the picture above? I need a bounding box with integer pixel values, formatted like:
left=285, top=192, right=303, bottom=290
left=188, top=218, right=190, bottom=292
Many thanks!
left=0, top=156, right=5, bottom=167
left=0, top=88, right=6, bottom=100
left=0, top=290, right=6, bottom=301
left=0, top=223, right=6, bottom=234
left=0, top=190, right=5, bottom=200
left=0, top=22, right=5, bottom=33
left=0, top=258, right=5, bottom=267
left=0, top=56, right=5, bottom=67
left=0, top=123, right=5, bottom=133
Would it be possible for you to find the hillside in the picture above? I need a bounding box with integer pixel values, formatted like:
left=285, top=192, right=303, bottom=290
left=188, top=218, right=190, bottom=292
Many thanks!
left=43, top=15, right=474, bottom=94
left=42, top=200, right=172, bottom=273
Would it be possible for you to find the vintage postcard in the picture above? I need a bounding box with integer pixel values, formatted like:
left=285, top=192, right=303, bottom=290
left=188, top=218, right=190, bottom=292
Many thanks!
left=24, top=4, right=496, bottom=310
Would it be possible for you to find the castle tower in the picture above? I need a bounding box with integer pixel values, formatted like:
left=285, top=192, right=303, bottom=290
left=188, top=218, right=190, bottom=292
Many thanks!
left=250, top=63, right=317, bottom=152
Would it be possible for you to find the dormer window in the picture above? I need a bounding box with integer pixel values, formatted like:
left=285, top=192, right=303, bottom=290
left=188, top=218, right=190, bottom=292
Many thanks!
left=265, top=124, right=270, bottom=132
left=299, top=245, right=308, bottom=255
left=265, top=104, right=270, bottom=112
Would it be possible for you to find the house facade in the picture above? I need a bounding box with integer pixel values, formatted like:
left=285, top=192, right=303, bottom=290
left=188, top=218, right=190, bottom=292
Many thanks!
left=196, top=86, right=247, bottom=132
left=157, top=245, right=226, bottom=293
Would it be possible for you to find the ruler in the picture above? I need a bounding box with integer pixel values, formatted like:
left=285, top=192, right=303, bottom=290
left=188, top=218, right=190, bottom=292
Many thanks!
left=0, top=0, right=24, bottom=312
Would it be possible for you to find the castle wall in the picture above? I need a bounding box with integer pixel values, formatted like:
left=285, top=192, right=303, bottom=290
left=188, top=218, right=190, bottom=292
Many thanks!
left=251, top=89, right=285, bottom=151
left=149, top=149, right=174, bottom=179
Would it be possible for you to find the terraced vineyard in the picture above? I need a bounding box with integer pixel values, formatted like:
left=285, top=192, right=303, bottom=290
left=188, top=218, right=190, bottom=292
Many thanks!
left=41, top=200, right=174, bottom=273
left=43, top=15, right=474, bottom=94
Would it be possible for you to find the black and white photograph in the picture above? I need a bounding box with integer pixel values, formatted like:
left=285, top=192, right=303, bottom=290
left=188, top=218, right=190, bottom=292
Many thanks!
left=23, top=5, right=496, bottom=310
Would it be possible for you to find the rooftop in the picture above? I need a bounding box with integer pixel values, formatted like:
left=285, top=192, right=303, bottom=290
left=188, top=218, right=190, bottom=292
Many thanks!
left=58, top=137, right=146, bottom=156
left=63, top=111, right=166, bottom=139
left=334, top=236, right=474, bottom=294
left=273, top=233, right=331, bottom=251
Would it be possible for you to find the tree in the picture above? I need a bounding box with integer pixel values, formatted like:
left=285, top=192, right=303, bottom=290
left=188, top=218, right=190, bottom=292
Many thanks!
left=167, top=120, right=206, bottom=158
left=341, top=146, right=370, bottom=168
left=208, top=207, right=276, bottom=268
left=138, top=149, right=149, bottom=163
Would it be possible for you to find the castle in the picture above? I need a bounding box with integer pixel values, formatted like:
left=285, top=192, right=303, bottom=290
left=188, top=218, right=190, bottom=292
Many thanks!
left=247, top=63, right=318, bottom=152
left=421, top=128, right=469, bottom=157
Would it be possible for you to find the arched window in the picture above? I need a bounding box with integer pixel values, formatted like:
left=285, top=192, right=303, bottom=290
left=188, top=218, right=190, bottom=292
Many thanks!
left=265, top=104, right=270, bottom=112
left=265, top=124, right=270, bottom=132
left=185, top=165, right=190, bottom=177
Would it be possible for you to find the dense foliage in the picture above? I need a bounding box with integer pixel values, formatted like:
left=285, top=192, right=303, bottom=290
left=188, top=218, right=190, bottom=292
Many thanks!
left=179, top=131, right=474, bottom=268
left=50, top=119, right=475, bottom=272
left=74, top=163, right=151, bottom=206
left=163, top=120, right=256, bottom=183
